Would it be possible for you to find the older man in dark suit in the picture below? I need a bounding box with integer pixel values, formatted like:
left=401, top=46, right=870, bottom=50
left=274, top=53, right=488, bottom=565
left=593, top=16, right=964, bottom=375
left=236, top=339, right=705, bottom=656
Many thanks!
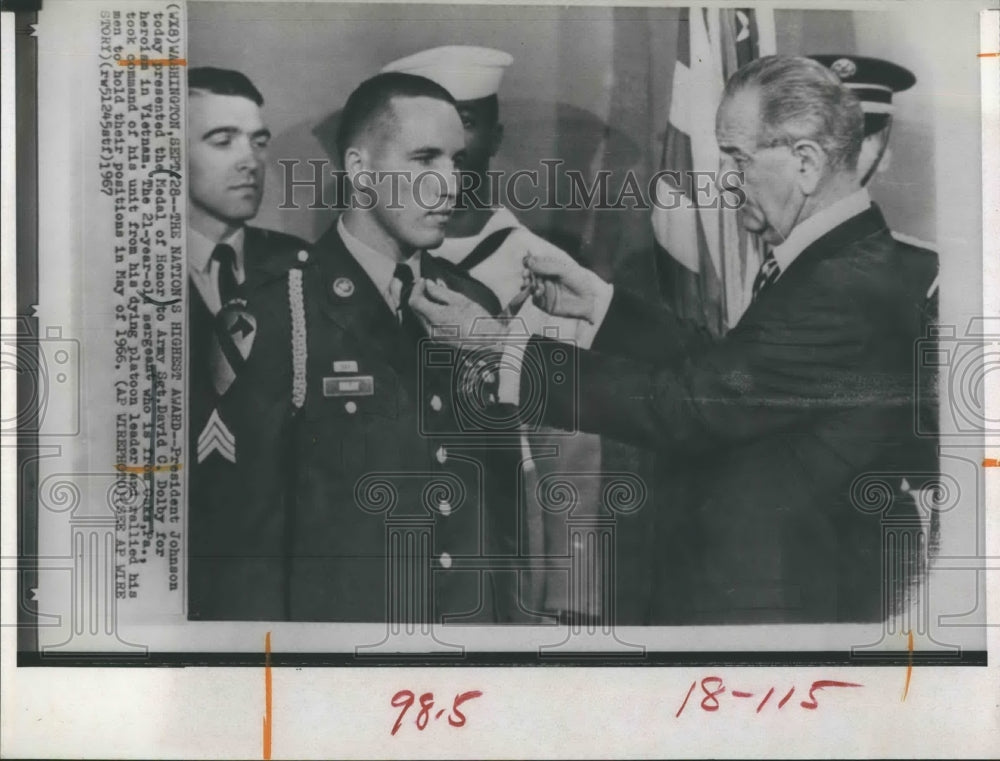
left=413, top=55, right=938, bottom=624
left=185, top=68, right=312, bottom=621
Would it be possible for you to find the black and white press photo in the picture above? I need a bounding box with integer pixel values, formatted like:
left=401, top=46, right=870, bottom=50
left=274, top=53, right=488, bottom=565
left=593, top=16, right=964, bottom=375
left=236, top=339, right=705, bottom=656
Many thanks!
left=14, top=0, right=991, bottom=650
left=3, top=0, right=997, bottom=757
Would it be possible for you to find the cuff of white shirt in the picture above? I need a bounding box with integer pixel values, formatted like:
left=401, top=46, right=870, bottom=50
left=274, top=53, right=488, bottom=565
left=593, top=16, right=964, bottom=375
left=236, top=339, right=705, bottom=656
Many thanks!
left=498, top=276, right=614, bottom=405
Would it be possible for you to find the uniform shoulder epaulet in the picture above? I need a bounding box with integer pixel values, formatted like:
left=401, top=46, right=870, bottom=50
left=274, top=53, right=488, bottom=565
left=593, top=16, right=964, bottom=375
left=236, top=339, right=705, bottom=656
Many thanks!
left=246, top=226, right=314, bottom=274
left=890, top=231, right=938, bottom=253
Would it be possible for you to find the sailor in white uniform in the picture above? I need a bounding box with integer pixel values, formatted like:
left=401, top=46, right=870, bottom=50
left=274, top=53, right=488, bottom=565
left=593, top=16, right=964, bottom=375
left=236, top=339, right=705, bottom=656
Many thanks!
left=382, top=46, right=605, bottom=622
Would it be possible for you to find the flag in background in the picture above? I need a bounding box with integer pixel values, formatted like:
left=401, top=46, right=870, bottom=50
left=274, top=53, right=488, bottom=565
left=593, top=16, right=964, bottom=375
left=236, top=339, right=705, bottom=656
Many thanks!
left=652, top=7, right=776, bottom=335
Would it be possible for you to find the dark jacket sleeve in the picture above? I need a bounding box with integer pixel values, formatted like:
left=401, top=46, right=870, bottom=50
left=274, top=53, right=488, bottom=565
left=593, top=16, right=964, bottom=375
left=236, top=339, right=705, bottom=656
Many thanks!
left=528, top=276, right=904, bottom=457
left=591, top=287, right=714, bottom=366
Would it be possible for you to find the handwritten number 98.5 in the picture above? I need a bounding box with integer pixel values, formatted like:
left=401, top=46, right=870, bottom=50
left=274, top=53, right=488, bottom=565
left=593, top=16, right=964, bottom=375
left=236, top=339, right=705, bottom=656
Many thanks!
left=390, top=690, right=483, bottom=735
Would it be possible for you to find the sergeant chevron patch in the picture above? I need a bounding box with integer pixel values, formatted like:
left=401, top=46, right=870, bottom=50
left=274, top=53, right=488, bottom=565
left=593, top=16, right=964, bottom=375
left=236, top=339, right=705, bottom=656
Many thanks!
left=197, top=408, right=237, bottom=464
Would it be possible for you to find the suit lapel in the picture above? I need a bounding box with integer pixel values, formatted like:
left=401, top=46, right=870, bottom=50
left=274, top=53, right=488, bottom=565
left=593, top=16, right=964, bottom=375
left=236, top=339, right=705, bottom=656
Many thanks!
left=736, top=205, right=889, bottom=327
left=786, top=205, right=888, bottom=275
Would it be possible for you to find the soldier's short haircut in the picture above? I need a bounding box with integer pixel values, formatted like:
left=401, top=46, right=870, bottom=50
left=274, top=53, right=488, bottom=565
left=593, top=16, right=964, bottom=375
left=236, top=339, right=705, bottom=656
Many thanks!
left=723, top=55, right=864, bottom=170
left=336, top=72, right=457, bottom=164
left=188, top=67, right=264, bottom=106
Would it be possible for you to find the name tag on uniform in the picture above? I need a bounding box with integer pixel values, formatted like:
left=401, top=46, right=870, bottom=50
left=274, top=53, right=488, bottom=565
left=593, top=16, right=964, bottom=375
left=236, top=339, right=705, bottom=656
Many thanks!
left=323, top=375, right=374, bottom=397
left=333, top=360, right=358, bottom=373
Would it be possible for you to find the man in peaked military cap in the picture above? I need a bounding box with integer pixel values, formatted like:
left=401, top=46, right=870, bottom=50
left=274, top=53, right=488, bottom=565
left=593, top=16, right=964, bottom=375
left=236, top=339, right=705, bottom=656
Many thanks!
left=809, top=55, right=917, bottom=185
left=811, top=53, right=939, bottom=550
left=290, top=71, right=526, bottom=624
left=185, top=67, right=312, bottom=621
left=382, top=45, right=607, bottom=624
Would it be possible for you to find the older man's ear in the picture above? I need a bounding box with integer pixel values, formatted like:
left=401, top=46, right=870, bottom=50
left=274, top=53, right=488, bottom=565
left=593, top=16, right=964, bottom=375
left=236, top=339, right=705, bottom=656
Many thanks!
left=791, top=138, right=828, bottom=195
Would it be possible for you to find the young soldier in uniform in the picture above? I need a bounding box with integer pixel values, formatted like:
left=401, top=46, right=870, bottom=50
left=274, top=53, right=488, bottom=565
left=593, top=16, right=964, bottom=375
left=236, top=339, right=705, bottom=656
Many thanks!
left=290, top=72, right=522, bottom=623
left=186, top=68, right=312, bottom=620
left=381, top=46, right=606, bottom=623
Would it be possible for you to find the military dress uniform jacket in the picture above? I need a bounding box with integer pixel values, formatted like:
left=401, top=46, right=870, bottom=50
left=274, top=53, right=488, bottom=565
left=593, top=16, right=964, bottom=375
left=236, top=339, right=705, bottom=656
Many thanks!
left=525, top=205, right=939, bottom=624
left=289, top=226, right=524, bottom=623
left=188, top=226, right=310, bottom=621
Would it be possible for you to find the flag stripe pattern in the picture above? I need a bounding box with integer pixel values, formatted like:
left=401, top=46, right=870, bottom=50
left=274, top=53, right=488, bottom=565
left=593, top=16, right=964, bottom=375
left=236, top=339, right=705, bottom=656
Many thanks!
left=653, top=7, right=774, bottom=335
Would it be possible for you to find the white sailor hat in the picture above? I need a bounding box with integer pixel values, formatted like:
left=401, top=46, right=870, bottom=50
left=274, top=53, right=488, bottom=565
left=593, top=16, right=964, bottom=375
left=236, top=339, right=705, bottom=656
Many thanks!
left=381, top=45, right=513, bottom=102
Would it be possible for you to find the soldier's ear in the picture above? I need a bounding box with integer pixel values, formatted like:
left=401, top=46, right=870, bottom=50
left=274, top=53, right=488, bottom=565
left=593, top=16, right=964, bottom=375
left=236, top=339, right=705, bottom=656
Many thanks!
left=343, top=145, right=366, bottom=182
left=490, top=122, right=504, bottom=158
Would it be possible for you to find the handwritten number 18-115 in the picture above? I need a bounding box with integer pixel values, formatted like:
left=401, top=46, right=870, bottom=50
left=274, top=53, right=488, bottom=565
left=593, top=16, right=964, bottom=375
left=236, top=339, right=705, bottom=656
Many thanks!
left=390, top=690, right=483, bottom=735
left=675, top=677, right=863, bottom=716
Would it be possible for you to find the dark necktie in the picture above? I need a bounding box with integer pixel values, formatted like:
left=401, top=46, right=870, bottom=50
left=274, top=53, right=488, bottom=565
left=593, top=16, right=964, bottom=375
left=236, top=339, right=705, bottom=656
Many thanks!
left=212, top=243, right=240, bottom=307
left=393, top=261, right=426, bottom=344
left=207, top=243, right=254, bottom=397
left=751, top=247, right=781, bottom=303
left=393, top=261, right=415, bottom=320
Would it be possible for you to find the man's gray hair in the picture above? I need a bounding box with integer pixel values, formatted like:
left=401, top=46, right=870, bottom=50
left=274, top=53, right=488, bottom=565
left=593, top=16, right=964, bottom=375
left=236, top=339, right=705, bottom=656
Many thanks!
left=723, top=55, right=864, bottom=170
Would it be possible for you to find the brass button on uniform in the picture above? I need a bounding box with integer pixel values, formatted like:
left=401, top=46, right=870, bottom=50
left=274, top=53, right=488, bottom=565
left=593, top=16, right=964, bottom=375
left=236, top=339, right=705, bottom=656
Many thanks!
left=344, top=401, right=357, bottom=414
left=439, top=552, right=453, bottom=569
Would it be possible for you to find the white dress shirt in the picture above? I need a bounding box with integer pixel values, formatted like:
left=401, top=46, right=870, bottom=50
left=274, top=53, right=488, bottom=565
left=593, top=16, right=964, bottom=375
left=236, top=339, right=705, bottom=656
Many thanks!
left=188, top=226, right=246, bottom=316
